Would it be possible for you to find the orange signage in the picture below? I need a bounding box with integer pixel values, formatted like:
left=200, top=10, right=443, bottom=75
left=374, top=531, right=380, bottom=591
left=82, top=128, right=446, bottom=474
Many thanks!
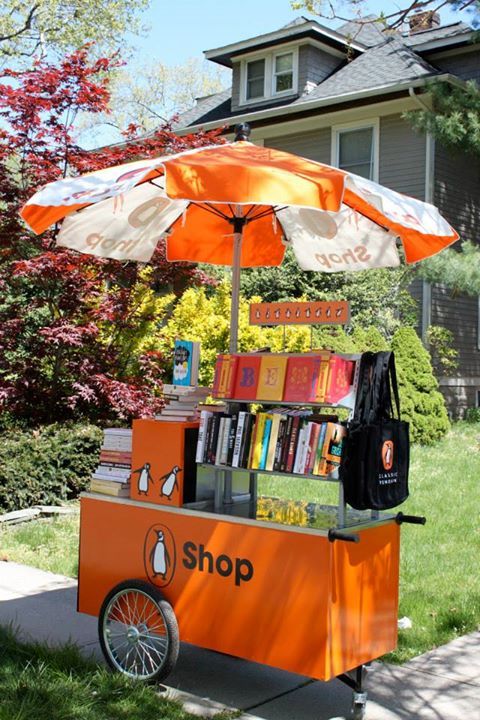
left=78, top=495, right=399, bottom=681
left=249, top=301, right=350, bottom=326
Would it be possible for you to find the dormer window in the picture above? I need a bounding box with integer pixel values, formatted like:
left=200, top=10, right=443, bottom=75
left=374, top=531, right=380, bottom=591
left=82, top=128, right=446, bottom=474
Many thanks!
left=274, top=52, right=293, bottom=93
left=246, top=59, right=265, bottom=100
left=241, top=47, right=298, bottom=105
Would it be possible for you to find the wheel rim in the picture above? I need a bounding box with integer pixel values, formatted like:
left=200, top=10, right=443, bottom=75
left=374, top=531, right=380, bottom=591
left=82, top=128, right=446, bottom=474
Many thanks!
left=102, top=588, right=170, bottom=679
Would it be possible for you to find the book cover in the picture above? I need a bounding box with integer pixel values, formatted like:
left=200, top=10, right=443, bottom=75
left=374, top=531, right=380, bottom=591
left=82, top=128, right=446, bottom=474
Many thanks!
left=250, top=413, right=266, bottom=469
left=233, top=355, right=262, bottom=400
left=273, top=415, right=288, bottom=471
left=313, top=423, right=328, bottom=476
left=304, top=422, right=322, bottom=475
left=203, top=415, right=215, bottom=463
left=239, top=413, right=255, bottom=468
left=212, top=354, right=238, bottom=399
left=226, top=415, right=238, bottom=466
left=325, top=356, right=355, bottom=404
left=265, top=413, right=283, bottom=472
left=283, top=356, right=321, bottom=403
left=324, top=423, right=347, bottom=465
left=172, top=340, right=200, bottom=386
left=215, top=416, right=226, bottom=465
left=195, top=410, right=212, bottom=463
left=258, top=417, right=273, bottom=470
left=219, top=417, right=232, bottom=465
left=317, top=422, right=336, bottom=476
left=231, top=412, right=246, bottom=468
left=285, top=414, right=302, bottom=473
left=257, top=355, right=288, bottom=402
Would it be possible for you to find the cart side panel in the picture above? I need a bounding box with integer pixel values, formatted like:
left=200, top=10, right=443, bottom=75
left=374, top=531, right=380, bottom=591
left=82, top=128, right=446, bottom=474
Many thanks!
left=130, top=419, right=199, bottom=507
left=325, top=522, right=400, bottom=680
left=78, top=495, right=334, bottom=679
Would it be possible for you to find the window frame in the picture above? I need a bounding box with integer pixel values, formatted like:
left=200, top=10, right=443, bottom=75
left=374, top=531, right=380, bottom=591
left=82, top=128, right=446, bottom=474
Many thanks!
left=245, top=57, right=266, bottom=102
left=240, top=47, right=298, bottom=106
left=331, top=119, right=380, bottom=183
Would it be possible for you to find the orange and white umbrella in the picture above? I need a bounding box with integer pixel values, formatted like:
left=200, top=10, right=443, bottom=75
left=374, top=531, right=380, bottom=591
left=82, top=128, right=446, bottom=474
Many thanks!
left=20, top=126, right=458, bottom=350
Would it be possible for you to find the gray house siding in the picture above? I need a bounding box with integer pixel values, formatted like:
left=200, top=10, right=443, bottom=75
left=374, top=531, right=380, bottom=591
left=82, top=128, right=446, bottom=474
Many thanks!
left=379, top=114, right=426, bottom=200
left=431, top=284, right=480, bottom=415
left=434, top=142, right=480, bottom=244
left=431, top=50, right=480, bottom=83
left=264, top=127, right=331, bottom=163
left=298, top=45, right=341, bottom=95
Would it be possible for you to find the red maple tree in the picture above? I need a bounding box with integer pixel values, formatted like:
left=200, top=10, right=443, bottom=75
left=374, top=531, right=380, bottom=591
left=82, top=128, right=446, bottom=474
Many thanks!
left=0, top=47, right=222, bottom=425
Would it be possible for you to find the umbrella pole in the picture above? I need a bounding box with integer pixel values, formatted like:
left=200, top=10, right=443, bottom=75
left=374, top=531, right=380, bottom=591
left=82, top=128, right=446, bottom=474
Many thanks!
left=229, top=224, right=243, bottom=354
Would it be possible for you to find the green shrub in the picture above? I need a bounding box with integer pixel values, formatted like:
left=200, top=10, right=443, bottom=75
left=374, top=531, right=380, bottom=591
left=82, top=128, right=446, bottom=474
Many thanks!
left=0, top=424, right=102, bottom=513
left=465, top=407, right=480, bottom=423
left=391, top=327, right=450, bottom=444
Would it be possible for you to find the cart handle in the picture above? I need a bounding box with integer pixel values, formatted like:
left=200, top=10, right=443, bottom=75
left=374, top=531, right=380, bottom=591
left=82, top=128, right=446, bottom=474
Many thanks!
left=328, top=529, right=360, bottom=543
left=395, top=512, right=426, bottom=526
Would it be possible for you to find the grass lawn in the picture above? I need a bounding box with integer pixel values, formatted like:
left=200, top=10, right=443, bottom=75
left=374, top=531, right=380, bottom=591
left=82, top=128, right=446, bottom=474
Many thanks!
left=0, top=625, right=235, bottom=720
left=1, top=422, right=479, bottom=664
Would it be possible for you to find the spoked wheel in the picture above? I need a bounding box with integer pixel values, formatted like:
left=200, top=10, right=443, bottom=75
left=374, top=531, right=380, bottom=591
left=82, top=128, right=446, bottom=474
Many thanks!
left=98, top=579, right=179, bottom=682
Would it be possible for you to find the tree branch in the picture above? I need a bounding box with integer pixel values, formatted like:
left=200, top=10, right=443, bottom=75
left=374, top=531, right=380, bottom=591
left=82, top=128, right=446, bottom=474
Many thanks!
left=0, top=4, right=39, bottom=43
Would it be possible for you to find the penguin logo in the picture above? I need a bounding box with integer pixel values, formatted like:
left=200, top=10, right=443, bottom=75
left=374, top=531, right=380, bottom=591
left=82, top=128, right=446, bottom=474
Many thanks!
left=382, top=440, right=394, bottom=471
left=159, top=465, right=182, bottom=500
left=144, top=524, right=176, bottom=588
left=132, top=462, right=154, bottom=496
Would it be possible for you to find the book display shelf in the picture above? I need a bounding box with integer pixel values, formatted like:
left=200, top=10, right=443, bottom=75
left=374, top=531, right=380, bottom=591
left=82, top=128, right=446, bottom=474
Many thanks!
left=197, top=349, right=364, bottom=528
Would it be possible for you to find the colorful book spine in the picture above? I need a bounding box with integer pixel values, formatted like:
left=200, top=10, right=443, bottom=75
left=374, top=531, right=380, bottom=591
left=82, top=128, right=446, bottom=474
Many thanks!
left=196, top=410, right=212, bottom=462
left=250, top=413, right=266, bottom=469
left=265, top=413, right=282, bottom=472
left=212, top=354, right=238, bottom=398
left=313, top=423, right=328, bottom=476
left=231, top=412, right=246, bottom=467
left=304, top=422, right=322, bottom=475
left=258, top=416, right=273, bottom=470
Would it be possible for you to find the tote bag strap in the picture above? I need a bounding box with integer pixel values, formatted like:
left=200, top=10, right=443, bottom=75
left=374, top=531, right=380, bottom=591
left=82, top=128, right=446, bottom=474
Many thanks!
left=387, top=352, right=402, bottom=419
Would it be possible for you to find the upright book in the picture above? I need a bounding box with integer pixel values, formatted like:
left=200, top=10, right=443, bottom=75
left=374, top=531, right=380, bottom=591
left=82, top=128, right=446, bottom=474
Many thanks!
left=212, top=354, right=238, bottom=398
left=172, top=340, right=200, bottom=386
left=257, top=355, right=288, bottom=402
left=233, top=355, right=262, bottom=401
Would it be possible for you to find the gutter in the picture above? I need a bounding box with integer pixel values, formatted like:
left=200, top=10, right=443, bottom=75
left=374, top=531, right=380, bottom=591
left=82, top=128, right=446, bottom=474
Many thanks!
left=176, top=73, right=467, bottom=136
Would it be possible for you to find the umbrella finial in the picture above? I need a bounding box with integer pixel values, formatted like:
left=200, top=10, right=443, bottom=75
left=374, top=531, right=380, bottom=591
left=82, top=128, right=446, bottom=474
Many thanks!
left=234, top=123, right=251, bottom=142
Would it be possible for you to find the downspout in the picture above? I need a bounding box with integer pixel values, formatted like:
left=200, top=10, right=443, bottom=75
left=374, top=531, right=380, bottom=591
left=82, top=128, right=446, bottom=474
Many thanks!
left=409, top=87, right=433, bottom=344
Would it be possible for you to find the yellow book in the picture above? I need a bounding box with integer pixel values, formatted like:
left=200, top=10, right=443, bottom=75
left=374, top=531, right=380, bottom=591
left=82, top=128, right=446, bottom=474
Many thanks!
left=250, top=413, right=266, bottom=469
left=257, top=355, right=288, bottom=402
left=265, top=413, right=282, bottom=471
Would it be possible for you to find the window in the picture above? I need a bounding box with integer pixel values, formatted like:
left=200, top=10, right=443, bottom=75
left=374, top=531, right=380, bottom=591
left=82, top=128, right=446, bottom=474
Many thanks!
left=273, top=53, right=293, bottom=94
left=246, top=59, right=265, bottom=100
left=241, top=48, right=298, bottom=105
left=332, top=121, right=379, bottom=182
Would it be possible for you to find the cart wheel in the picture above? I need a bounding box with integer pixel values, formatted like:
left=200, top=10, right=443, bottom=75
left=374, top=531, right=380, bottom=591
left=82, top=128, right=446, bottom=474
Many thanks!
left=98, top=579, right=179, bottom=682
left=351, top=691, right=367, bottom=720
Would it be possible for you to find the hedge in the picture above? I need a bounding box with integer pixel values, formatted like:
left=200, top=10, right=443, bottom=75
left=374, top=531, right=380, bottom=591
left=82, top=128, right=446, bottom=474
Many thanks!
left=0, top=424, right=102, bottom=513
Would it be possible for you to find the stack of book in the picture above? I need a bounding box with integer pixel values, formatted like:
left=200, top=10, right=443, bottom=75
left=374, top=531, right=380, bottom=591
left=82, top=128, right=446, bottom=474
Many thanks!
left=90, top=428, right=132, bottom=497
left=212, top=351, right=357, bottom=407
left=196, top=409, right=346, bottom=477
left=156, top=384, right=215, bottom=422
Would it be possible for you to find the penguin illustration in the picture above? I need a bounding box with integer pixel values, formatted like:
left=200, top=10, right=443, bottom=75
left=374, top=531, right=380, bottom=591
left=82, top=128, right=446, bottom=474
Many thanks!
left=132, top=462, right=154, bottom=495
left=159, top=465, right=182, bottom=499
left=149, top=530, right=170, bottom=579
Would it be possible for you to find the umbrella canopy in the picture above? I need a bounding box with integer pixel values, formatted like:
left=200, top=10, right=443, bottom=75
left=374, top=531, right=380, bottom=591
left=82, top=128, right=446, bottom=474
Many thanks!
left=20, top=125, right=459, bottom=350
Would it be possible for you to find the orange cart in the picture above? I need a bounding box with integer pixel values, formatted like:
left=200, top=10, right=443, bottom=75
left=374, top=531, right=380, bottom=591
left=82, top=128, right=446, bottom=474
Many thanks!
left=78, top=415, right=425, bottom=720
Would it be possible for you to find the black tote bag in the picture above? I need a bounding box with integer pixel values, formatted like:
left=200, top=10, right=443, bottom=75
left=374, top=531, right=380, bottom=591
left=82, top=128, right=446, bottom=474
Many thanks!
left=340, top=352, right=410, bottom=511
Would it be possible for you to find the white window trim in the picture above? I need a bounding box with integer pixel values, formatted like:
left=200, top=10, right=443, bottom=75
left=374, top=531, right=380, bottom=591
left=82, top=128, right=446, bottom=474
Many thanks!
left=331, top=118, right=380, bottom=183
left=240, top=47, right=298, bottom=106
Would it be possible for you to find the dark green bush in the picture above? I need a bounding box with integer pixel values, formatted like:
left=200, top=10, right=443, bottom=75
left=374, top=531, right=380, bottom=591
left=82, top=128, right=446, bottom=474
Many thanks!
left=392, top=327, right=450, bottom=444
left=0, top=424, right=102, bottom=513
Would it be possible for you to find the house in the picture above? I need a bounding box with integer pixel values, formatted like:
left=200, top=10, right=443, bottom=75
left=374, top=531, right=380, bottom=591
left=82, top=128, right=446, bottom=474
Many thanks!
left=175, top=11, right=480, bottom=417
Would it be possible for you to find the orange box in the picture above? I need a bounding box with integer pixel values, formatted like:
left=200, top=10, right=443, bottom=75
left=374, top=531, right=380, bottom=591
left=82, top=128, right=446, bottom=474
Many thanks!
left=130, top=419, right=199, bottom=506
left=78, top=496, right=400, bottom=681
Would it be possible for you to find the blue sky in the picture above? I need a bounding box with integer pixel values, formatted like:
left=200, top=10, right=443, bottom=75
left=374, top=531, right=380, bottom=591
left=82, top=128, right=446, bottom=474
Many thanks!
left=128, top=0, right=468, bottom=66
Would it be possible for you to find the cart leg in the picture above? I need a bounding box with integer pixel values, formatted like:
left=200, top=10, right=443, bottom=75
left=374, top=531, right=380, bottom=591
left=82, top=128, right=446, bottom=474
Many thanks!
left=338, top=665, right=368, bottom=720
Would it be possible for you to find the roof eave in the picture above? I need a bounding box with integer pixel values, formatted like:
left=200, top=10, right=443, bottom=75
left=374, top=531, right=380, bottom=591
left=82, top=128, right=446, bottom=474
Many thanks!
left=204, top=21, right=366, bottom=67
left=175, top=73, right=466, bottom=135
left=409, top=30, right=478, bottom=52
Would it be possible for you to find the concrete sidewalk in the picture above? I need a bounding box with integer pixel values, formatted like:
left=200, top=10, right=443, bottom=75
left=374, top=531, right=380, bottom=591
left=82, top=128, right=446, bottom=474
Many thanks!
left=0, top=560, right=478, bottom=720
